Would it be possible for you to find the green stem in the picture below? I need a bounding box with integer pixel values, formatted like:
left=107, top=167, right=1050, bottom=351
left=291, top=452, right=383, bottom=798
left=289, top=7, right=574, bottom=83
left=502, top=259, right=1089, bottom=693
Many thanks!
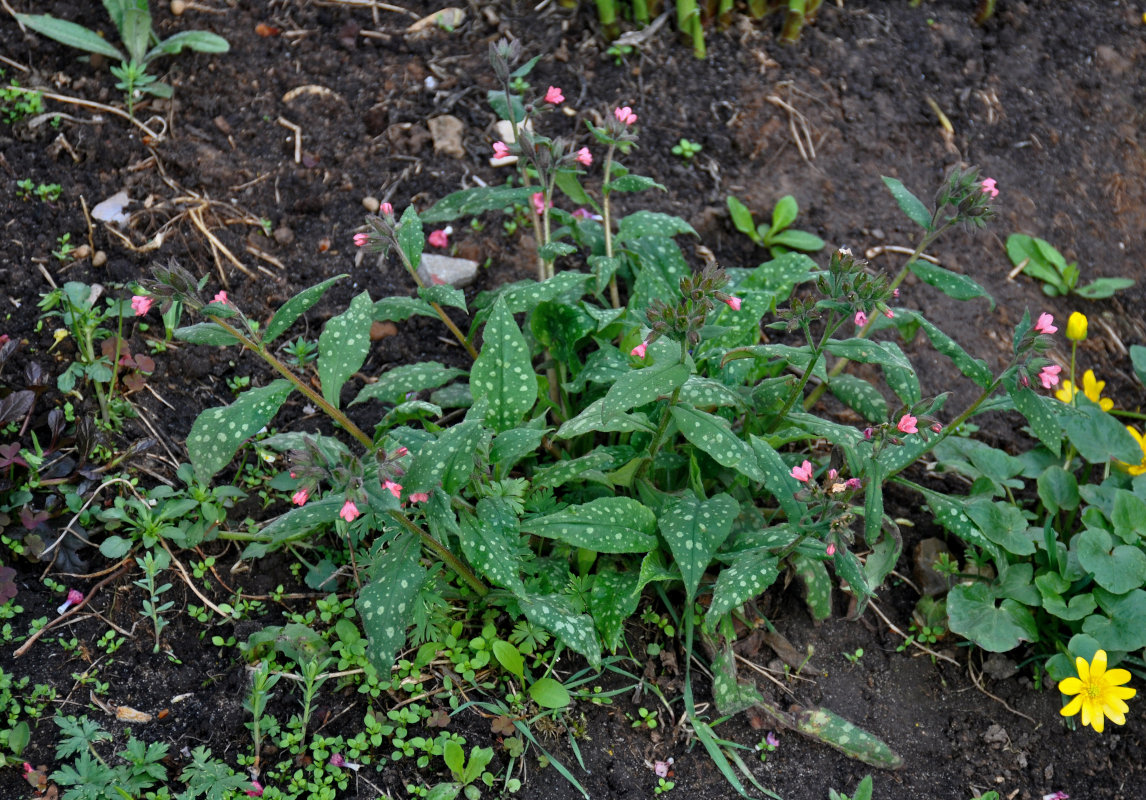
left=389, top=510, right=488, bottom=597
left=638, top=347, right=687, bottom=478
left=392, top=239, right=479, bottom=360
left=207, top=315, right=375, bottom=452
left=803, top=223, right=948, bottom=410
left=767, top=317, right=841, bottom=434
left=602, top=142, right=620, bottom=309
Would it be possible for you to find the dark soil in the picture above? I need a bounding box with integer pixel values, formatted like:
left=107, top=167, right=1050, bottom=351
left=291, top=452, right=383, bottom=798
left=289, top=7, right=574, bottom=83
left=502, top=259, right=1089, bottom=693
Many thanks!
left=2, top=1, right=1146, bottom=799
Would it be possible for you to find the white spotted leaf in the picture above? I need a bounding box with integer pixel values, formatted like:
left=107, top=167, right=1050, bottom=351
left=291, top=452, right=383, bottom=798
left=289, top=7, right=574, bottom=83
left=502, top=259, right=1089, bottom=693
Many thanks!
left=418, top=284, right=467, bottom=311
left=670, top=405, right=765, bottom=482
left=705, top=548, right=779, bottom=629
left=909, top=260, right=995, bottom=309
left=531, top=450, right=615, bottom=489
left=357, top=533, right=426, bottom=675
left=658, top=491, right=739, bottom=604
left=403, top=420, right=488, bottom=495
left=353, top=362, right=467, bottom=406
left=318, top=291, right=374, bottom=409
left=823, top=338, right=912, bottom=372
left=589, top=568, right=641, bottom=651
left=174, top=322, right=240, bottom=347
left=373, top=296, right=438, bottom=322
left=601, top=360, right=690, bottom=420
left=265, top=275, right=347, bottom=343
left=556, top=398, right=654, bottom=439
left=471, top=297, right=537, bottom=431
left=490, top=425, right=550, bottom=478
left=396, top=206, right=424, bottom=271
left=242, top=497, right=345, bottom=559
left=523, top=497, right=656, bottom=553
left=188, top=379, right=294, bottom=483
left=828, top=374, right=888, bottom=423
left=517, top=593, right=601, bottom=669
left=457, top=507, right=524, bottom=594
left=616, top=210, right=697, bottom=241
left=749, top=435, right=806, bottom=523
left=911, top=312, right=993, bottom=388
left=882, top=176, right=933, bottom=231
left=678, top=376, right=749, bottom=411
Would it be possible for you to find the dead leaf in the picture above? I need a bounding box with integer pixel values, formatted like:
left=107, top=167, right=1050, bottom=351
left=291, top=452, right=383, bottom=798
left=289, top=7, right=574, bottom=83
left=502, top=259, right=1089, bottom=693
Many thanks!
left=491, top=715, right=515, bottom=736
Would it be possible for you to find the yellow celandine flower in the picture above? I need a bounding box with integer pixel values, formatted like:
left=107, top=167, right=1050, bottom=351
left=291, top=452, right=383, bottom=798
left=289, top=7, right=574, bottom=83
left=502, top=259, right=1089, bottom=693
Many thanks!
left=1122, top=426, right=1146, bottom=476
left=1059, top=649, right=1136, bottom=732
left=1054, top=369, right=1113, bottom=411
left=1065, top=311, right=1088, bottom=342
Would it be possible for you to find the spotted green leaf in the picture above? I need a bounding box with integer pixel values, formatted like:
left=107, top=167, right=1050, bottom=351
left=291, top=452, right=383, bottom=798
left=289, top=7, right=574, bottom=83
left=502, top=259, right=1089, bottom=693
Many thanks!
left=241, top=497, right=346, bottom=559
left=518, top=593, right=601, bottom=669
left=380, top=401, right=443, bottom=429
left=458, top=507, right=525, bottom=594
left=404, top=420, right=488, bottom=495
left=531, top=450, right=615, bottom=489
left=749, top=435, right=806, bottom=523
left=909, top=260, right=994, bottom=309
left=353, top=362, right=467, bottom=406
left=1009, top=385, right=1061, bottom=456
left=563, top=345, right=628, bottom=393
left=374, top=296, right=437, bottom=322
left=672, top=405, right=765, bottom=481
left=421, top=185, right=536, bottom=224
left=608, top=174, right=664, bottom=193
left=471, top=297, right=536, bottom=432
left=490, top=425, right=550, bottom=477
left=711, top=643, right=763, bottom=715
left=882, top=176, right=933, bottom=231
left=266, top=275, right=347, bottom=343
left=706, top=548, right=779, bottom=629
left=600, top=360, right=688, bottom=425
left=358, top=533, right=426, bottom=674
left=678, top=376, right=748, bottom=411
left=396, top=206, right=424, bottom=271
left=318, top=291, right=374, bottom=409
left=908, top=482, right=1002, bottom=561
left=877, top=341, right=921, bottom=405
left=912, top=312, right=993, bottom=388
left=793, top=554, right=833, bottom=621
left=557, top=399, right=654, bottom=439
left=523, top=497, right=656, bottom=553
left=496, top=272, right=595, bottom=314
left=188, top=379, right=293, bottom=483
left=828, top=374, right=888, bottom=423
left=531, top=301, right=595, bottom=364
left=658, top=491, right=739, bottom=603
left=628, top=237, right=687, bottom=308
left=174, top=322, right=240, bottom=347
left=418, top=284, right=466, bottom=311
left=1058, top=396, right=1140, bottom=464
left=616, top=210, right=697, bottom=241
left=794, top=707, right=904, bottom=769
left=824, top=338, right=912, bottom=371
left=785, top=410, right=864, bottom=448
left=589, top=568, right=641, bottom=651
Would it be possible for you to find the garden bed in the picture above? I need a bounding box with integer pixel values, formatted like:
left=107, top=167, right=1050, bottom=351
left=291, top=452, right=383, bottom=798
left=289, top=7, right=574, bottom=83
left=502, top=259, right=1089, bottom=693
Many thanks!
left=1, top=2, right=1145, bottom=799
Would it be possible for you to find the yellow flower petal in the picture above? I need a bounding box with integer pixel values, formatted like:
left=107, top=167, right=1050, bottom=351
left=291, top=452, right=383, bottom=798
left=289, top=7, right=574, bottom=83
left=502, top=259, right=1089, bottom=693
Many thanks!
left=1102, top=667, right=1132, bottom=687
left=1060, top=695, right=1083, bottom=717
left=1108, top=685, right=1137, bottom=701
left=1076, top=655, right=1091, bottom=683
left=1091, top=649, right=1108, bottom=679
left=1105, top=698, right=1129, bottom=718
left=1054, top=382, right=1074, bottom=404
left=1058, top=677, right=1083, bottom=696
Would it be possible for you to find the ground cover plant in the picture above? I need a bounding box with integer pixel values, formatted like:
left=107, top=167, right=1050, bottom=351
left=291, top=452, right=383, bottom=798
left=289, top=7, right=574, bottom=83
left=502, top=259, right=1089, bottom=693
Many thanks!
left=1, top=2, right=1145, bottom=799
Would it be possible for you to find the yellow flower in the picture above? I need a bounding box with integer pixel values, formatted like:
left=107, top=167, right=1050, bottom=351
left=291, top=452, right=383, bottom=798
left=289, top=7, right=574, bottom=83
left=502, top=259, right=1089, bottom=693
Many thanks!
left=1122, top=427, right=1146, bottom=476
left=1054, top=369, right=1113, bottom=411
left=1059, top=649, right=1136, bottom=732
left=1065, top=311, right=1088, bottom=342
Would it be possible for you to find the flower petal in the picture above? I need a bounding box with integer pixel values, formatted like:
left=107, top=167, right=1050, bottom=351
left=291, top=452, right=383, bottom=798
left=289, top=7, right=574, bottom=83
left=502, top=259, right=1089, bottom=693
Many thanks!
left=1058, top=677, right=1083, bottom=696
left=1060, top=695, right=1083, bottom=717
left=1102, top=667, right=1132, bottom=687
left=1091, top=649, right=1108, bottom=679
left=1107, top=685, right=1137, bottom=701
left=1075, top=655, right=1090, bottom=683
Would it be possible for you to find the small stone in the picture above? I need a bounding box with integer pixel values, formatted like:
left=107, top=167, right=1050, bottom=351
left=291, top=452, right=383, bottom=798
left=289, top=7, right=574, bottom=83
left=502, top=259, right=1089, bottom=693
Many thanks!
left=1095, top=45, right=1130, bottom=76
left=417, top=253, right=479, bottom=288
left=428, top=115, right=466, bottom=159
left=71, top=244, right=91, bottom=262
left=362, top=196, right=380, bottom=213
left=982, top=653, right=1019, bottom=682
left=273, top=226, right=294, bottom=245
left=92, top=250, right=107, bottom=268
left=913, top=538, right=953, bottom=597
left=983, top=724, right=1008, bottom=748
left=370, top=321, right=398, bottom=341
left=213, top=115, right=231, bottom=135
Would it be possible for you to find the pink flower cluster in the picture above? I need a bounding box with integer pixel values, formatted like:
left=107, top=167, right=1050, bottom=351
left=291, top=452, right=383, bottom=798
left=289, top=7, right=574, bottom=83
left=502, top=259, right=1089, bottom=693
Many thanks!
left=428, top=228, right=450, bottom=248
left=980, top=177, right=999, bottom=198
left=614, top=106, right=637, bottom=126
left=544, top=86, right=564, bottom=105
left=575, top=146, right=592, bottom=167
left=131, top=295, right=153, bottom=316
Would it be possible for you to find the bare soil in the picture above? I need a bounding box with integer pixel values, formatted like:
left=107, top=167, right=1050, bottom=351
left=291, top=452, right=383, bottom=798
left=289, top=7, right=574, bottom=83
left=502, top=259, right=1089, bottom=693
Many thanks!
left=1, top=1, right=1145, bottom=799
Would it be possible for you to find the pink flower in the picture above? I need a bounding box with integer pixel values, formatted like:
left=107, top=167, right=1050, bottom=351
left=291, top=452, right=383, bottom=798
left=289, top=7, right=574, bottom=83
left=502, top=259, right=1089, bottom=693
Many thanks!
left=246, top=781, right=264, bottom=798
left=383, top=479, right=403, bottom=500
left=980, top=177, right=999, bottom=198
left=393, top=446, right=409, bottom=458
left=654, top=760, right=671, bottom=778
left=1039, top=364, right=1062, bottom=389
left=57, top=589, right=84, bottom=615
left=408, top=492, right=430, bottom=503
left=544, top=86, right=565, bottom=104
left=630, top=342, right=647, bottom=359
left=212, top=290, right=229, bottom=305
left=131, top=295, right=153, bottom=316
left=845, top=478, right=862, bottom=491
left=572, top=208, right=592, bottom=219
left=930, top=422, right=943, bottom=433
left=428, top=229, right=449, bottom=248
left=381, top=202, right=393, bottom=216
left=826, top=543, right=836, bottom=556
left=354, top=232, right=370, bottom=247
left=897, top=414, right=918, bottom=434
left=575, top=147, right=592, bottom=166
left=863, top=427, right=874, bottom=440
left=790, top=460, right=814, bottom=483
left=329, top=753, right=345, bottom=768
left=893, top=288, right=900, bottom=298
left=828, top=468, right=838, bottom=481
left=614, top=106, right=638, bottom=125
left=340, top=500, right=360, bottom=522
left=531, top=192, right=550, bottom=216
left=883, top=309, right=894, bottom=319
left=765, top=731, right=780, bottom=748
left=1034, top=312, right=1057, bottom=335
left=722, top=296, right=742, bottom=311
left=854, top=311, right=868, bottom=327
left=492, top=141, right=510, bottom=159
left=292, top=489, right=309, bottom=506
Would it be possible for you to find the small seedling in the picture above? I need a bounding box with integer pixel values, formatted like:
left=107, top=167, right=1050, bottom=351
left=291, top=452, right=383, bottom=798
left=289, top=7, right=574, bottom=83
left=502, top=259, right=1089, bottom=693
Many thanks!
left=727, top=194, right=825, bottom=257
left=629, top=707, right=657, bottom=729
left=606, top=43, right=635, bottom=64
left=844, top=647, right=864, bottom=664
left=671, top=138, right=702, bottom=162
left=655, top=778, right=676, bottom=794
left=52, top=233, right=75, bottom=263
left=829, top=774, right=873, bottom=800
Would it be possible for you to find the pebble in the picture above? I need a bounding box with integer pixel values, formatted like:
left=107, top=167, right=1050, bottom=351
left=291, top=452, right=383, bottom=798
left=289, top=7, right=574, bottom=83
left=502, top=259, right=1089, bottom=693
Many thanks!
left=428, top=115, right=466, bottom=159
left=92, top=250, right=107, bottom=268
left=362, top=196, right=380, bottom=213
left=417, top=253, right=479, bottom=288
left=273, top=226, right=294, bottom=245
left=913, top=537, right=953, bottom=597
left=370, top=321, right=398, bottom=341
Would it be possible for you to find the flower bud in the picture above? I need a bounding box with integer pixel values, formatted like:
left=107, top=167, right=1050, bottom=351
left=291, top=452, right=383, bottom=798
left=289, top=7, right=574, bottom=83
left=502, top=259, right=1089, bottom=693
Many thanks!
left=1066, top=311, right=1087, bottom=342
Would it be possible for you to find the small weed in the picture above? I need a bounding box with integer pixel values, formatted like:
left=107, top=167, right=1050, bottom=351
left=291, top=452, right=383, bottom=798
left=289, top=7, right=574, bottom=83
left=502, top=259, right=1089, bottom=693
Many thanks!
left=671, top=138, right=702, bottom=163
